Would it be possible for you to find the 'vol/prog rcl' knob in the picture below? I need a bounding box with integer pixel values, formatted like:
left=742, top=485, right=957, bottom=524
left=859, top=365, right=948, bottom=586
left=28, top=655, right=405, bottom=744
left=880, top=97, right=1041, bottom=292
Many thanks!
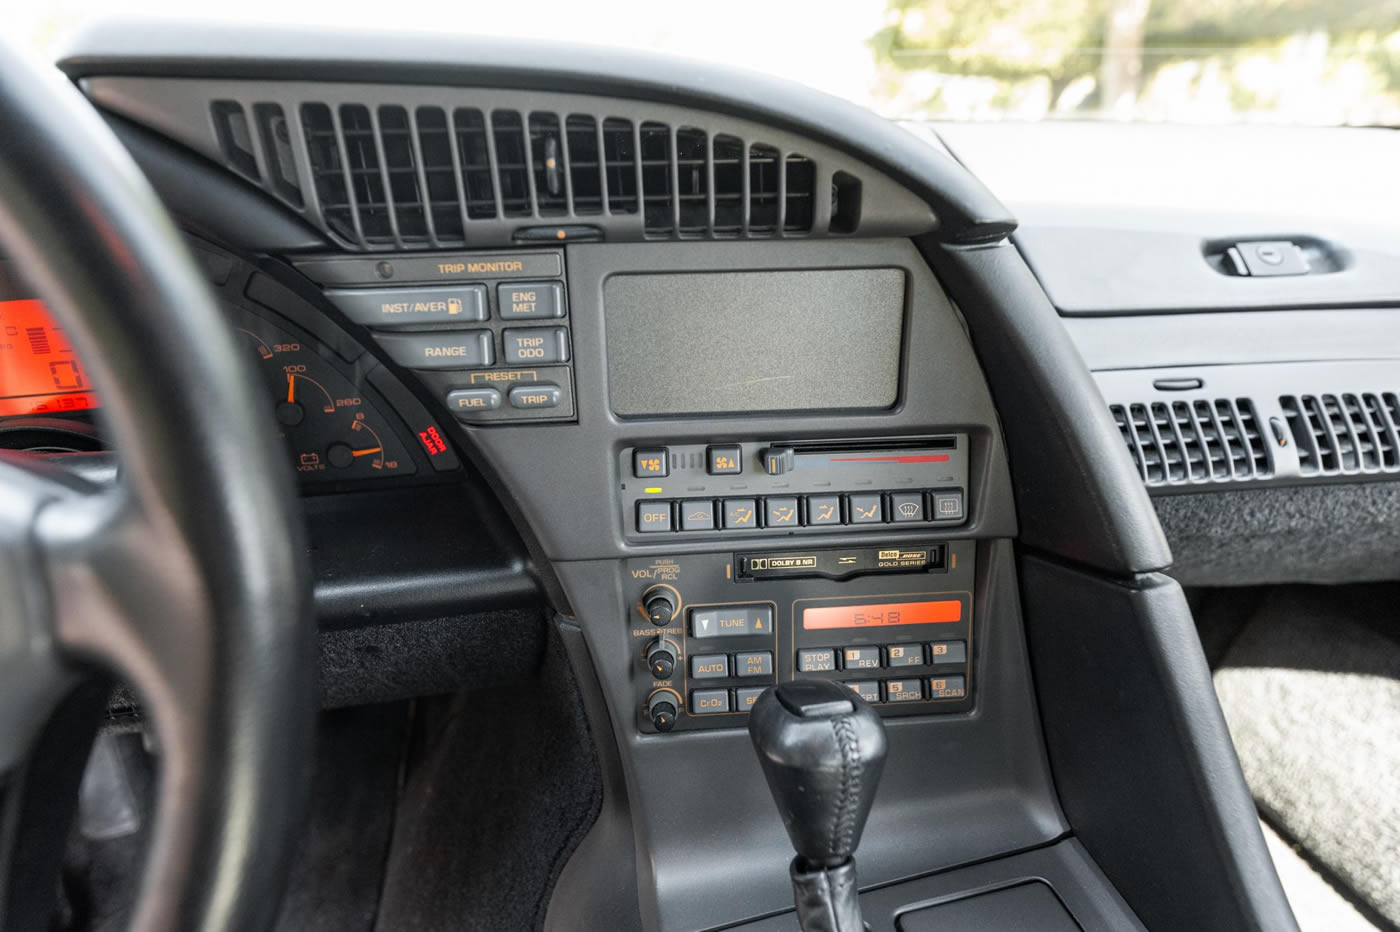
left=642, top=586, right=678, bottom=627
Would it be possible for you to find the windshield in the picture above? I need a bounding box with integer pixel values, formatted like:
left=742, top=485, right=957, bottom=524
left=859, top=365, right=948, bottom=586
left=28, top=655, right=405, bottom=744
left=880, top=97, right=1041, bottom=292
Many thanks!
left=13, top=0, right=1400, bottom=125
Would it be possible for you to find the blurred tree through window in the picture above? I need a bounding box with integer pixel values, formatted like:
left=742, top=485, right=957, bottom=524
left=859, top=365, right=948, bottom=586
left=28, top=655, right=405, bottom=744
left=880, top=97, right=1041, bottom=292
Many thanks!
left=869, top=0, right=1400, bottom=123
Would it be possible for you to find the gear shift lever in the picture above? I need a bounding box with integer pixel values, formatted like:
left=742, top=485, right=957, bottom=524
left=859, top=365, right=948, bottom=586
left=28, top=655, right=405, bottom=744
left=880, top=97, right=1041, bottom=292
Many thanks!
left=749, top=680, right=888, bottom=932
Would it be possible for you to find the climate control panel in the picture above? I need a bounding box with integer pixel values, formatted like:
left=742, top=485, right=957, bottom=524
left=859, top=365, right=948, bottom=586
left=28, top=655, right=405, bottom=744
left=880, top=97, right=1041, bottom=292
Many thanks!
left=620, top=436, right=967, bottom=541
left=628, top=541, right=975, bottom=733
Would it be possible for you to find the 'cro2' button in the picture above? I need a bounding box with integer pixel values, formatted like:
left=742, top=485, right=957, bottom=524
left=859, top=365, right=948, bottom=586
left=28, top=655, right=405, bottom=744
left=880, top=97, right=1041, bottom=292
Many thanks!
left=508, top=384, right=562, bottom=409
left=502, top=327, right=569, bottom=364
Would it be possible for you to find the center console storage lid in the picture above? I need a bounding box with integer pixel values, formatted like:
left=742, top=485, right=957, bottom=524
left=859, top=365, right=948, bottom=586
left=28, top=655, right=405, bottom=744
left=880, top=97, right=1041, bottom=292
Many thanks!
left=897, top=882, right=1078, bottom=931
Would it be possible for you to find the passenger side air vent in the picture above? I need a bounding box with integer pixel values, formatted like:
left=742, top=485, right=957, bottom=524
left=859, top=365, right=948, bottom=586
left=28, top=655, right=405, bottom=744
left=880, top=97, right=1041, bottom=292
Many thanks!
left=1110, top=398, right=1272, bottom=486
left=1280, top=393, right=1400, bottom=476
left=207, top=95, right=851, bottom=250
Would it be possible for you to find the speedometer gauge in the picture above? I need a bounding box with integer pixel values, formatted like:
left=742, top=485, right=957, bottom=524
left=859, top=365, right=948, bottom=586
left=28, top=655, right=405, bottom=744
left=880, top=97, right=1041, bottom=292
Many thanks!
left=234, top=310, right=416, bottom=482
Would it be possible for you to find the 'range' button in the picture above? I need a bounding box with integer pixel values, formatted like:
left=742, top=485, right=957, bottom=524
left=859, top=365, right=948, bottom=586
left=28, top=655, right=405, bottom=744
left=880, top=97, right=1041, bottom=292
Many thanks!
left=498, top=282, right=564, bottom=319
left=329, top=285, right=487, bottom=326
left=502, top=327, right=569, bottom=364
left=375, top=331, right=493, bottom=370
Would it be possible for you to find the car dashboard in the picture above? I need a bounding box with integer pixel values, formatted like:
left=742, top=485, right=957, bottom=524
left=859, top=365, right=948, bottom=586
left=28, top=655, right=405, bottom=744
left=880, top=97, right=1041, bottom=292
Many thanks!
left=11, top=19, right=1381, bottom=932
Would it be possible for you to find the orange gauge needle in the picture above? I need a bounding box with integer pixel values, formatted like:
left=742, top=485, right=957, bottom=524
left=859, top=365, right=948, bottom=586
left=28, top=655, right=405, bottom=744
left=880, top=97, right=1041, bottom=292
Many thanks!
left=351, top=447, right=382, bottom=458
left=286, top=373, right=295, bottom=404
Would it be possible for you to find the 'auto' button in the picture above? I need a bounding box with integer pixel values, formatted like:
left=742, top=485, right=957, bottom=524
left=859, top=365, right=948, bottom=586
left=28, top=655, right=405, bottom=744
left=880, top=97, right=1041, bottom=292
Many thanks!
left=375, top=331, right=493, bottom=370
left=508, top=384, right=562, bottom=409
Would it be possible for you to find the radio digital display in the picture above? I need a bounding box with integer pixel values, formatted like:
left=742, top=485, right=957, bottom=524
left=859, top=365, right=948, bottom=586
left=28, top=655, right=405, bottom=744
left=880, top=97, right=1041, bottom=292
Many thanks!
left=802, top=599, right=962, bottom=631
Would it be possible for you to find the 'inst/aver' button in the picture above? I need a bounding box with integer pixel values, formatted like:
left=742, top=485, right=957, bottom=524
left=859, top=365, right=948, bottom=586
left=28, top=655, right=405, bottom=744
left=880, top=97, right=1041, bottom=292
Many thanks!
left=328, top=285, right=487, bottom=326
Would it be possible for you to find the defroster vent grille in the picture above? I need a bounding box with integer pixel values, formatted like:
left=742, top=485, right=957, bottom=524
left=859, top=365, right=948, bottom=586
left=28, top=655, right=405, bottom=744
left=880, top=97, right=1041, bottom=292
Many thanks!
left=1280, top=393, right=1400, bottom=476
left=211, top=97, right=844, bottom=250
left=1110, top=398, right=1272, bottom=486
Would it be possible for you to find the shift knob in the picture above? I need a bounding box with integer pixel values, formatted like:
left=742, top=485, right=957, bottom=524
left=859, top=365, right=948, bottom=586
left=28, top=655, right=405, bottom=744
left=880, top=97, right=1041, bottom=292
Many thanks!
left=748, top=680, right=888, bottom=869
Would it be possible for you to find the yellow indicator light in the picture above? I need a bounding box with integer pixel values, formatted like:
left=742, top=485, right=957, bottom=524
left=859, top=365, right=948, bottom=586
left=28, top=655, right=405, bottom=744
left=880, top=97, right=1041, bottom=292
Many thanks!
left=644, top=487, right=664, bottom=494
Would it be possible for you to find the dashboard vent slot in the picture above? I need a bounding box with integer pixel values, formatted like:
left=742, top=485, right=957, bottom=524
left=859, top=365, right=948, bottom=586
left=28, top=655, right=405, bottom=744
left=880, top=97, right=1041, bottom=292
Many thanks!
left=640, top=122, right=674, bottom=236
left=252, top=104, right=302, bottom=207
left=749, top=143, right=780, bottom=235
left=528, top=112, right=567, bottom=217
left=491, top=111, right=532, bottom=218
left=784, top=154, right=815, bottom=233
left=566, top=115, right=603, bottom=216
left=602, top=118, right=639, bottom=215
left=212, top=96, right=855, bottom=249
left=377, top=106, right=428, bottom=243
left=414, top=107, right=464, bottom=241
left=300, top=103, right=355, bottom=241
left=453, top=108, right=497, bottom=221
left=1280, top=393, right=1400, bottom=476
left=1110, top=398, right=1271, bottom=486
left=713, top=134, right=744, bottom=236
left=338, top=104, right=393, bottom=243
left=211, top=101, right=259, bottom=182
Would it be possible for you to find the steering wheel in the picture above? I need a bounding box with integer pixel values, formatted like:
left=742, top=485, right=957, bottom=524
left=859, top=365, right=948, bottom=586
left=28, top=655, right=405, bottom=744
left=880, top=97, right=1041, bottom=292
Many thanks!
left=0, top=45, right=315, bottom=932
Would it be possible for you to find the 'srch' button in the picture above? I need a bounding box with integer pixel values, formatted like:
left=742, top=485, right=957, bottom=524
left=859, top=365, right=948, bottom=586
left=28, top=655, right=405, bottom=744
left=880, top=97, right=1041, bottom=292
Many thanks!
left=690, top=605, right=772, bottom=638
left=497, top=282, right=564, bottom=319
left=329, top=285, right=487, bottom=326
left=375, top=331, right=493, bottom=370
left=502, top=327, right=569, bottom=365
left=508, top=384, right=562, bottom=409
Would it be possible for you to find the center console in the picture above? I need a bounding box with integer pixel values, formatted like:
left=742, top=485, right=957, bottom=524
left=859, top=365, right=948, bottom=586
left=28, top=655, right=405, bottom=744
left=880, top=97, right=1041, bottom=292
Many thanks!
left=286, top=235, right=1063, bottom=929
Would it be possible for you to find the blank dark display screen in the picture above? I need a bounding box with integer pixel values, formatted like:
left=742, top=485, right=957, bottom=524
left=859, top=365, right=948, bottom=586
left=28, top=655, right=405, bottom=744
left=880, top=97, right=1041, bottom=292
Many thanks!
left=604, top=269, right=906, bottom=416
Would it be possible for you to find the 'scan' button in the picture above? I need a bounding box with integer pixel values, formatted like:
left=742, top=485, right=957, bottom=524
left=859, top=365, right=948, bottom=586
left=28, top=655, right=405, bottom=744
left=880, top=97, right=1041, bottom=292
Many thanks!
left=508, top=384, right=562, bottom=409
left=498, top=282, right=564, bottom=319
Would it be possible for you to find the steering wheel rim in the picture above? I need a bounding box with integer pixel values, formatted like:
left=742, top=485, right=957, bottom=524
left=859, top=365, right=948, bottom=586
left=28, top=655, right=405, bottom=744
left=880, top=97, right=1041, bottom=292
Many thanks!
left=0, top=43, right=315, bottom=932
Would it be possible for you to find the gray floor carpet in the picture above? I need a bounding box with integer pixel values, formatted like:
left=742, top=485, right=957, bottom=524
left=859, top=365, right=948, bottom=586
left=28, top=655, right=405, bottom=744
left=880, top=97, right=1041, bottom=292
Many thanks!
left=1212, top=586, right=1400, bottom=930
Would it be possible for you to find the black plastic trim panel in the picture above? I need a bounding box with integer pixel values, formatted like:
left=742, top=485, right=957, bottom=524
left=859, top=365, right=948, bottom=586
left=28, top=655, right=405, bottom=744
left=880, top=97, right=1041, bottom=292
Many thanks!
left=305, top=485, right=538, bottom=629
left=1019, top=555, right=1297, bottom=932
left=732, top=839, right=1141, bottom=931
left=923, top=240, right=1172, bottom=576
left=57, top=21, right=1014, bottom=245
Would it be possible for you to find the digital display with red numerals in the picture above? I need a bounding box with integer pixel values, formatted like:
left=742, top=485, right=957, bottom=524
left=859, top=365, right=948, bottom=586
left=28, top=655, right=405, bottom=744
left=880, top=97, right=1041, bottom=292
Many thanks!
left=0, top=299, right=99, bottom=417
left=802, top=600, right=963, bottom=630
